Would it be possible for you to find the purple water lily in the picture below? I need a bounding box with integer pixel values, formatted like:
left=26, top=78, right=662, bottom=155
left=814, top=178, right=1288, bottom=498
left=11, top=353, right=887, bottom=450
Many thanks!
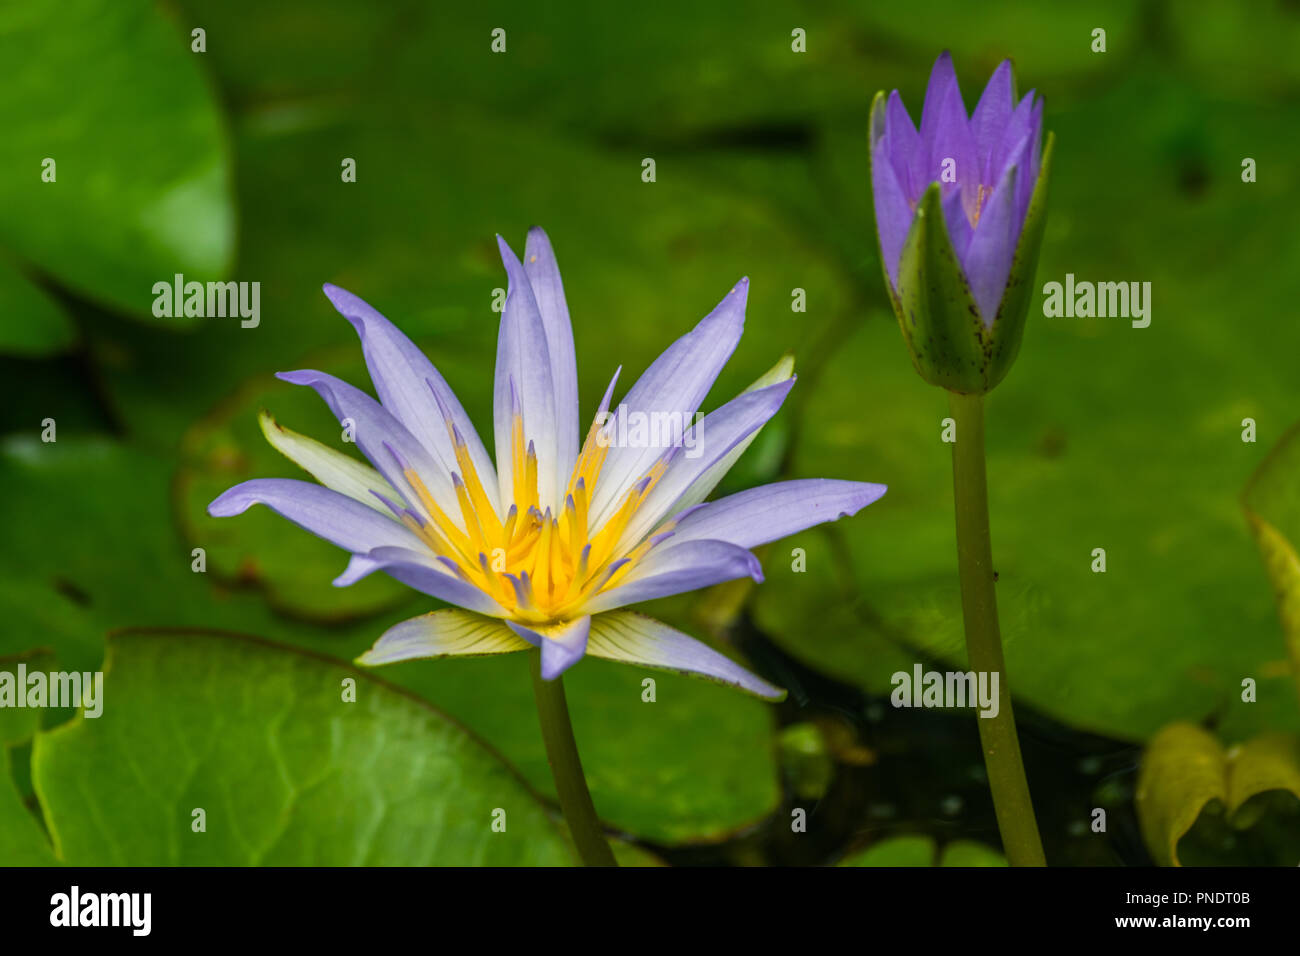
left=871, top=52, right=1044, bottom=325
left=209, top=228, right=886, bottom=699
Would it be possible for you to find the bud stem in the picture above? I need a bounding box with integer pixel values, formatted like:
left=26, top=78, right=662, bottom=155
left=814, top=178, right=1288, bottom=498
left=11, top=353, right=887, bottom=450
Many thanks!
left=948, top=391, right=1046, bottom=866
left=530, top=653, right=618, bottom=866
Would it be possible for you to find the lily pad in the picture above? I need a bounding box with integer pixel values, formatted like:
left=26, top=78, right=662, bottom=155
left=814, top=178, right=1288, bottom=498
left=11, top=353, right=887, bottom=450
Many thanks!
left=95, top=101, right=851, bottom=455
left=32, top=630, right=575, bottom=865
left=840, top=834, right=935, bottom=866
left=0, top=650, right=60, bottom=865
left=0, top=435, right=412, bottom=673
left=938, top=840, right=1008, bottom=867
left=378, top=649, right=781, bottom=846
left=0, top=0, right=233, bottom=318
left=839, top=834, right=1005, bottom=866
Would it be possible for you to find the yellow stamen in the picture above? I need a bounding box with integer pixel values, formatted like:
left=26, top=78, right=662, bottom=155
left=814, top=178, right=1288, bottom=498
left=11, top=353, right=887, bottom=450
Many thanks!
left=971, top=183, right=991, bottom=227
left=403, top=399, right=684, bottom=623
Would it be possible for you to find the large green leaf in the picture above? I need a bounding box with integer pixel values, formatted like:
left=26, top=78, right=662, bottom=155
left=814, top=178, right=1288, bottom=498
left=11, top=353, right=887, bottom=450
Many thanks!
left=0, top=436, right=309, bottom=672
left=0, top=0, right=232, bottom=318
left=0, top=747, right=57, bottom=866
left=0, top=648, right=53, bottom=747
left=377, top=650, right=781, bottom=846
left=94, top=102, right=852, bottom=451
left=32, top=631, right=575, bottom=865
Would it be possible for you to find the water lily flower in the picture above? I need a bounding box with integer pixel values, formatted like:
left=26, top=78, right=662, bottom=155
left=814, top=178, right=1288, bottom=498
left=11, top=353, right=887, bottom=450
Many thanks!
left=870, top=52, right=1054, bottom=393
left=209, top=228, right=886, bottom=700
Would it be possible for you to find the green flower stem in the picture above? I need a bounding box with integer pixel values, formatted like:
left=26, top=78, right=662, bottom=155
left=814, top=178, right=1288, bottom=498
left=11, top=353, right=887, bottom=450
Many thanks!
left=948, top=391, right=1046, bottom=867
left=530, top=653, right=617, bottom=867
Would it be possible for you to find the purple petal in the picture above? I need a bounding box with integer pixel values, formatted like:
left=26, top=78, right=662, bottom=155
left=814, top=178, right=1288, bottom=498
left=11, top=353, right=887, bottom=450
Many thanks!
left=885, top=90, right=923, bottom=199
left=919, top=51, right=960, bottom=143
left=941, top=186, right=973, bottom=259
left=321, top=284, right=498, bottom=509
left=587, top=278, right=747, bottom=526
left=919, top=52, right=976, bottom=220
left=208, top=478, right=421, bottom=554
left=347, top=545, right=509, bottom=617
left=971, top=60, right=1014, bottom=182
left=1017, top=95, right=1044, bottom=223
left=987, top=90, right=1035, bottom=199
left=494, top=235, right=559, bottom=510
left=357, top=609, right=530, bottom=666
left=588, top=611, right=785, bottom=700
left=872, top=134, right=914, bottom=290
left=582, top=539, right=762, bottom=614
left=592, top=364, right=622, bottom=427
left=507, top=616, right=591, bottom=680
left=277, top=369, right=460, bottom=525
left=667, top=479, right=887, bottom=550
left=333, top=552, right=383, bottom=586
left=614, top=377, right=796, bottom=550
left=961, top=163, right=1019, bottom=326
left=664, top=354, right=796, bottom=516
left=523, top=228, right=580, bottom=484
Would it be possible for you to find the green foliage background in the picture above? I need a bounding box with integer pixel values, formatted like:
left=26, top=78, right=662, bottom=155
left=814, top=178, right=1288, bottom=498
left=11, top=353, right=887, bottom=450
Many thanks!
left=1, top=0, right=1298, bottom=865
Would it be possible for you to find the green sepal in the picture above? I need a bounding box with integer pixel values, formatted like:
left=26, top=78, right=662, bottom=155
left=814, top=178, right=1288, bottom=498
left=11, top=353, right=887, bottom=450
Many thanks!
left=889, top=181, right=987, bottom=392
left=984, top=131, right=1055, bottom=393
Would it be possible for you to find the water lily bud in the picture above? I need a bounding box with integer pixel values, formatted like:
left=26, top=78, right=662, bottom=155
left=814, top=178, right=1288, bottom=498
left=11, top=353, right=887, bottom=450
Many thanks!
left=870, top=52, right=1054, bottom=394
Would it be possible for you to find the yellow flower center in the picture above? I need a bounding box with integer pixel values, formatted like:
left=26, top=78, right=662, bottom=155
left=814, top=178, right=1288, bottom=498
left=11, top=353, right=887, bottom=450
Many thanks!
left=400, top=410, right=670, bottom=623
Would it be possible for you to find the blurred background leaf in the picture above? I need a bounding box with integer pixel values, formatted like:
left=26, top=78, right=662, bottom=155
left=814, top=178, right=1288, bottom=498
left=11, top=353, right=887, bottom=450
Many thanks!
left=0, top=0, right=233, bottom=325
left=0, top=259, right=75, bottom=357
